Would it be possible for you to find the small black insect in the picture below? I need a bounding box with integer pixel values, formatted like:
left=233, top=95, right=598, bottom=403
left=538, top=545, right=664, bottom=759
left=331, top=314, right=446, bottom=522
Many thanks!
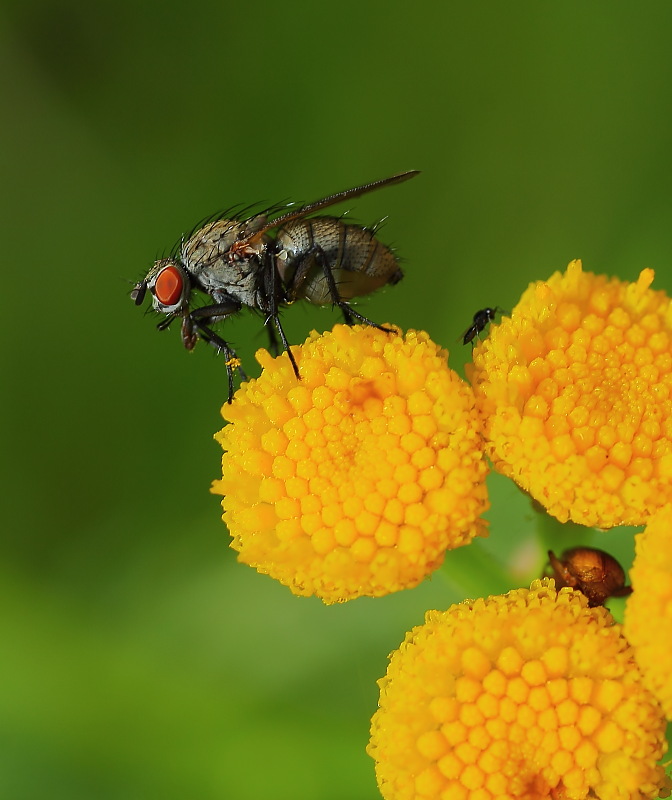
left=132, top=171, right=419, bottom=400
left=461, top=306, right=503, bottom=346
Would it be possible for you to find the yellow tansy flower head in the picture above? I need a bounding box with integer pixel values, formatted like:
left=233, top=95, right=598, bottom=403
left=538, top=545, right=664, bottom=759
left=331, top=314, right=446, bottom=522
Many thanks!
left=368, top=578, right=668, bottom=800
left=469, top=260, right=672, bottom=527
left=624, top=504, right=672, bottom=718
left=212, top=324, right=489, bottom=604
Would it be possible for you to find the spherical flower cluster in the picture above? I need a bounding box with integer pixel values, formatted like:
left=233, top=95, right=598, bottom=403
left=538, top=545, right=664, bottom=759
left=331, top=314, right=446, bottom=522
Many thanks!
left=469, top=260, right=672, bottom=528
left=624, top=504, right=672, bottom=718
left=212, top=324, right=489, bottom=604
left=368, top=579, right=668, bottom=800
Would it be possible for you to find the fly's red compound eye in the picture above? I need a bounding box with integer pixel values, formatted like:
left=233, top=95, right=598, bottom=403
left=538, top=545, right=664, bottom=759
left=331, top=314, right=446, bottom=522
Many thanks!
left=154, top=264, right=184, bottom=307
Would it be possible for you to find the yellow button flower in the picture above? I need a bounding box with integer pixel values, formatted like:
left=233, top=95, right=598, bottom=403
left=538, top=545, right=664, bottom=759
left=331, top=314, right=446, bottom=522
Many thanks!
left=212, top=324, right=489, bottom=604
left=624, top=504, right=672, bottom=718
left=368, top=578, right=668, bottom=800
left=469, top=260, right=672, bottom=527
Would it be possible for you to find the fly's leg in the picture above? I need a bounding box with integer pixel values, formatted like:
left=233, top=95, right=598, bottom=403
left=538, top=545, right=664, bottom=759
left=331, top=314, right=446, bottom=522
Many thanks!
left=271, top=312, right=300, bottom=379
left=157, top=314, right=178, bottom=332
left=263, top=258, right=282, bottom=357
left=265, top=321, right=280, bottom=356
left=185, top=303, right=247, bottom=403
left=261, top=253, right=300, bottom=379
left=338, top=303, right=355, bottom=325
left=193, top=319, right=245, bottom=403
left=288, top=244, right=394, bottom=332
left=262, top=316, right=298, bottom=379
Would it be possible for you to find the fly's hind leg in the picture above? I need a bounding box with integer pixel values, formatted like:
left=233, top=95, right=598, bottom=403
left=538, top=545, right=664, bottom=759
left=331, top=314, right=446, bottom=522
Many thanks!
left=288, top=244, right=394, bottom=332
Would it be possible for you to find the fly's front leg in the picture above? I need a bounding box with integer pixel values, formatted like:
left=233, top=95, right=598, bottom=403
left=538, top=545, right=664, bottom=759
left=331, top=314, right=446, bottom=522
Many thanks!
left=157, top=314, right=178, bottom=332
left=180, top=316, right=199, bottom=350
left=185, top=302, right=247, bottom=403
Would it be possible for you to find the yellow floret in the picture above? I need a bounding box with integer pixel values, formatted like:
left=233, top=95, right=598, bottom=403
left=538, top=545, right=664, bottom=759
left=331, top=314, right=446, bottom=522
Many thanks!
left=368, top=578, right=668, bottom=800
left=212, top=324, right=489, bottom=603
left=624, top=504, right=672, bottom=717
left=469, top=260, right=672, bottom=527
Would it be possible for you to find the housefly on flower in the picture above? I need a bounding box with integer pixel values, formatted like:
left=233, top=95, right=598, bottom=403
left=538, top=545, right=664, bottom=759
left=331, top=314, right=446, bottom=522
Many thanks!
left=132, top=170, right=419, bottom=401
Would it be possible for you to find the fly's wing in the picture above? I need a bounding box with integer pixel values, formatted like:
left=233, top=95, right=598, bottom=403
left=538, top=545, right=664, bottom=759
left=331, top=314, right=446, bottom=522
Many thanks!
left=249, top=170, right=420, bottom=238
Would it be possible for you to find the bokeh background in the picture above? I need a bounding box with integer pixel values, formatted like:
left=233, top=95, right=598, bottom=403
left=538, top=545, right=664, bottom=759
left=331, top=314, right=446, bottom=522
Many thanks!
left=2, top=2, right=672, bottom=798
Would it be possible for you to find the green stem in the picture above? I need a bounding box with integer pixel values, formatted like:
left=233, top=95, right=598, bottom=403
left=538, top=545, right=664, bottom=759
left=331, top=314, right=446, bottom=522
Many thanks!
left=439, top=539, right=514, bottom=599
left=533, top=502, right=596, bottom=558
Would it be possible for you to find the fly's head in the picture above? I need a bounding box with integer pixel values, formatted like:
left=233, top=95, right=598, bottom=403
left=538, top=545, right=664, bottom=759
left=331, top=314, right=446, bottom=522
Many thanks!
left=132, top=258, right=195, bottom=345
left=132, top=257, right=191, bottom=313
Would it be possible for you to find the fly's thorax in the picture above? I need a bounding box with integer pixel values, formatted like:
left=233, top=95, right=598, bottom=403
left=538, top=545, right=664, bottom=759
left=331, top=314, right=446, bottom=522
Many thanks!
left=181, top=218, right=259, bottom=272
left=181, top=217, right=272, bottom=310
left=275, top=217, right=403, bottom=305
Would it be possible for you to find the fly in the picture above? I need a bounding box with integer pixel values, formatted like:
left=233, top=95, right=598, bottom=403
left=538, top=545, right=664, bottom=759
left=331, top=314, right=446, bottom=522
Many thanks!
left=132, top=170, right=419, bottom=400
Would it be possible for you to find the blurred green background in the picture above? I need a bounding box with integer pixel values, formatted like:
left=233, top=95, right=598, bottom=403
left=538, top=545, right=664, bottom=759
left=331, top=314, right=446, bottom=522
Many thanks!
left=2, top=2, right=672, bottom=797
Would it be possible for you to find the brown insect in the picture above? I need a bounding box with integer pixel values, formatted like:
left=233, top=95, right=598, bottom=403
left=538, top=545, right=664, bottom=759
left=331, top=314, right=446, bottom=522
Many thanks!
left=547, top=547, right=632, bottom=607
left=132, top=171, right=419, bottom=400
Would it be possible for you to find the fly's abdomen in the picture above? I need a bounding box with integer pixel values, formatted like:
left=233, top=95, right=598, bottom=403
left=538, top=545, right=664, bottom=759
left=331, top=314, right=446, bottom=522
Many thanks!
left=276, top=217, right=403, bottom=306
